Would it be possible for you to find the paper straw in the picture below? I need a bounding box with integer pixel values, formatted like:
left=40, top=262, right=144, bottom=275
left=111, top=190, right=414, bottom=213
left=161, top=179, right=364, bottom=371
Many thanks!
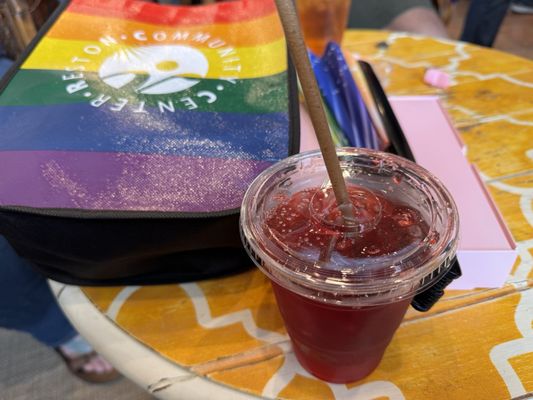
left=274, top=0, right=354, bottom=219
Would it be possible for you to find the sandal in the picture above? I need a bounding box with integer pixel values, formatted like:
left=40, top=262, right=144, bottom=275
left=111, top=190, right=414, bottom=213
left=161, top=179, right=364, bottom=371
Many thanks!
left=55, top=347, right=122, bottom=384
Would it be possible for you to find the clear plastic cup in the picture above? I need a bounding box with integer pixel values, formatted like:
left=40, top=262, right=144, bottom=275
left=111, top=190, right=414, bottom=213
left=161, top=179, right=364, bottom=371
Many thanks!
left=296, top=0, right=351, bottom=56
left=240, top=148, right=459, bottom=383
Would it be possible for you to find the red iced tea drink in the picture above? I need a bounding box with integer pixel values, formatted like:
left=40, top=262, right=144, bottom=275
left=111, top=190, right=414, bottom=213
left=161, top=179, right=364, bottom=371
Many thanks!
left=240, top=148, right=458, bottom=383
left=271, top=282, right=411, bottom=382
left=266, top=186, right=427, bottom=381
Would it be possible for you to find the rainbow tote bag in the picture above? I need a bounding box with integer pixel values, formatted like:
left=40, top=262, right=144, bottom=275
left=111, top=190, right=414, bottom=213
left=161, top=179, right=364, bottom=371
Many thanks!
left=0, top=0, right=299, bottom=285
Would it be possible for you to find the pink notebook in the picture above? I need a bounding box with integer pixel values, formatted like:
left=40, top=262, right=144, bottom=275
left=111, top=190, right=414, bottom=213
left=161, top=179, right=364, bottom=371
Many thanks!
left=300, top=97, right=517, bottom=290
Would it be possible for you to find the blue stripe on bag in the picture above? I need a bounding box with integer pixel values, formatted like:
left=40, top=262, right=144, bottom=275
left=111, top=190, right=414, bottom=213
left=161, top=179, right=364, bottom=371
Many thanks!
left=0, top=104, right=289, bottom=161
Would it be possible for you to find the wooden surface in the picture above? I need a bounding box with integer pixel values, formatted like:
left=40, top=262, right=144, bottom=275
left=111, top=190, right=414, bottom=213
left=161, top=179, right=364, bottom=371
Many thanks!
left=79, top=31, right=533, bottom=399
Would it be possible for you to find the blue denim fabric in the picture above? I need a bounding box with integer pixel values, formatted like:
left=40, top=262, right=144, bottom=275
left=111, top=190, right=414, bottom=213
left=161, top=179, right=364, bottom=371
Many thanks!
left=460, top=0, right=511, bottom=47
left=0, top=236, right=76, bottom=347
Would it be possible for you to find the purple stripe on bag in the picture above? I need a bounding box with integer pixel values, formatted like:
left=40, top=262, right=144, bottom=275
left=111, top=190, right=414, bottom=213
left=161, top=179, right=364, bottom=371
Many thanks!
left=0, top=151, right=271, bottom=212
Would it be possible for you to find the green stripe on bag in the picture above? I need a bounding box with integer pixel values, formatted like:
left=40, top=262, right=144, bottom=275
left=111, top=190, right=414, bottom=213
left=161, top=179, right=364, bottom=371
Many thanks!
left=0, top=69, right=289, bottom=114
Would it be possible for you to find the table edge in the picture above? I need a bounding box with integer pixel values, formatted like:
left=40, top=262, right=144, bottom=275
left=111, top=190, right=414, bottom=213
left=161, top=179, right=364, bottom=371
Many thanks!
left=49, top=280, right=262, bottom=400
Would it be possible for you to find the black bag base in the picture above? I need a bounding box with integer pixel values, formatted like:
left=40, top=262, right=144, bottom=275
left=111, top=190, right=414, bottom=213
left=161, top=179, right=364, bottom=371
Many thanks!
left=36, top=247, right=253, bottom=286
left=0, top=209, right=252, bottom=286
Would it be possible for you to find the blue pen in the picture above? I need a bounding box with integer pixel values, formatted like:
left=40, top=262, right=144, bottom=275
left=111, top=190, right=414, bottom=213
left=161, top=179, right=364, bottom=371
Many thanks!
left=324, top=43, right=379, bottom=149
left=309, top=51, right=357, bottom=146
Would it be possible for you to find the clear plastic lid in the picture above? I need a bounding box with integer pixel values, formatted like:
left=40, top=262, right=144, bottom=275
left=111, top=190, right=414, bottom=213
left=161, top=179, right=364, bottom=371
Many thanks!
left=240, top=148, right=459, bottom=306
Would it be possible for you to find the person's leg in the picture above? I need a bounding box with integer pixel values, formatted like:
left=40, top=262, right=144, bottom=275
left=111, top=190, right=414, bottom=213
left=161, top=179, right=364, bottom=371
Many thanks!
left=0, top=236, right=119, bottom=382
left=387, top=7, right=449, bottom=38
left=347, top=0, right=448, bottom=38
left=460, top=0, right=512, bottom=47
left=0, top=236, right=77, bottom=346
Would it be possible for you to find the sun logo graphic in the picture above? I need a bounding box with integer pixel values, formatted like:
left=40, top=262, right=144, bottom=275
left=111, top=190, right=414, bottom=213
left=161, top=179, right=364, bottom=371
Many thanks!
left=62, top=31, right=242, bottom=113
left=98, top=45, right=209, bottom=95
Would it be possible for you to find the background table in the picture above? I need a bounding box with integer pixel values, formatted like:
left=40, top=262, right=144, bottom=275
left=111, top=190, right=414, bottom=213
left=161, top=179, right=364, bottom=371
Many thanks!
left=51, top=31, right=533, bottom=400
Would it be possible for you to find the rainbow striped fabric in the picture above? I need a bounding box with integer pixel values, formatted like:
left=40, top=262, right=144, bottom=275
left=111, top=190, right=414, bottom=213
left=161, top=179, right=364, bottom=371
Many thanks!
left=0, top=0, right=294, bottom=213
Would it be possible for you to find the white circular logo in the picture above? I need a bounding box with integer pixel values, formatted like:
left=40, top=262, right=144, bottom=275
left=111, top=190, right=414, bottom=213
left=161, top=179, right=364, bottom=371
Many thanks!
left=98, top=45, right=209, bottom=95
left=62, top=31, right=243, bottom=112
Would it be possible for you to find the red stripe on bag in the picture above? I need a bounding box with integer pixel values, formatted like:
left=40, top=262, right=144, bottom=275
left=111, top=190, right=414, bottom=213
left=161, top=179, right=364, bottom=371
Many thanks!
left=67, top=0, right=277, bottom=26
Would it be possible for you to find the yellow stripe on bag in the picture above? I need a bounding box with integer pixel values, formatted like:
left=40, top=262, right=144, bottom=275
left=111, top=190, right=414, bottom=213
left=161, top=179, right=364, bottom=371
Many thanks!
left=47, top=11, right=283, bottom=48
left=22, top=37, right=287, bottom=79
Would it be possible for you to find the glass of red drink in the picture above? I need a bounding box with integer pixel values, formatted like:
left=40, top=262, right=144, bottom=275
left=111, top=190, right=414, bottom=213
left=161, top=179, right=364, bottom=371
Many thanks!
left=295, top=0, right=351, bottom=56
left=240, top=148, right=459, bottom=383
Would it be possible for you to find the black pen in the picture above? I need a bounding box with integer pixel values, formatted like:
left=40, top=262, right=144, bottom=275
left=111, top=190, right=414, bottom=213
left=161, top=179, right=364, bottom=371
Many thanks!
left=357, top=60, right=415, bottom=161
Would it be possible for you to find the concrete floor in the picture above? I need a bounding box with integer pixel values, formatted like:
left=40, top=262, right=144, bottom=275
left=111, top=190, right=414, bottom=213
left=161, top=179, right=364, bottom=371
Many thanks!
left=0, top=328, right=154, bottom=400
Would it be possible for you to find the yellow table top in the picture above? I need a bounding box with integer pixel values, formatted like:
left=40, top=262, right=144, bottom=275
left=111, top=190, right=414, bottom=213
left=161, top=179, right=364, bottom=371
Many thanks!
left=80, top=31, right=533, bottom=399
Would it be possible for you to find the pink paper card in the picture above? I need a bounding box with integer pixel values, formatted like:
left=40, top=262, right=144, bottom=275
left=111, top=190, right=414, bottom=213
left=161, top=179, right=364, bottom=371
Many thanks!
left=390, top=96, right=516, bottom=289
